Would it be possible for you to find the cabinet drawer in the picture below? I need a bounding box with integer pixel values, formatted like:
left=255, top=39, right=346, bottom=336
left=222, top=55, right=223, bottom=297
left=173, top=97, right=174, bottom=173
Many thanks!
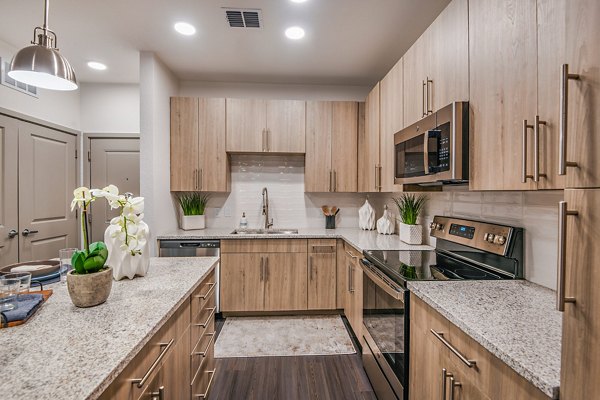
left=191, top=322, right=216, bottom=380
left=191, top=342, right=216, bottom=399
left=221, top=239, right=308, bottom=253
left=343, top=242, right=362, bottom=258
left=191, top=270, right=217, bottom=320
left=309, top=239, right=337, bottom=253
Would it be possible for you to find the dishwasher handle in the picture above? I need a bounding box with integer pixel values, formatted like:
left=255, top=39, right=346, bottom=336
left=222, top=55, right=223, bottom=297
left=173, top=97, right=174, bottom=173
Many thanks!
left=159, top=240, right=220, bottom=249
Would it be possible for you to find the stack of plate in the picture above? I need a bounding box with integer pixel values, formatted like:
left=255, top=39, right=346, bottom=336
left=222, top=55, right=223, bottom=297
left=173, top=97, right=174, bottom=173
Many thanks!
left=1, top=260, right=61, bottom=282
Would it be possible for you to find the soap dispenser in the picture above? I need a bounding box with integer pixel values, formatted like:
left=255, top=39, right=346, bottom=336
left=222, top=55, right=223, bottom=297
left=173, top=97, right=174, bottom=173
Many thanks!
left=239, top=212, right=248, bottom=228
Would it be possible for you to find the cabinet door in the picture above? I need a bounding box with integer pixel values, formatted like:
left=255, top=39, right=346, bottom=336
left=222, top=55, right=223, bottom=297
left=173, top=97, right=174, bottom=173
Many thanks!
left=18, top=123, right=78, bottom=261
left=308, top=240, right=337, bottom=310
left=358, top=83, right=380, bottom=192
left=536, top=0, right=566, bottom=190
left=561, top=189, right=600, bottom=399
left=403, top=29, right=432, bottom=128
left=263, top=253, right=308, bottom=311
left=305, top=101, right=332, bottom=192
left=380, top=59, right=403, bottom=192
left=220, top=253, right=264, bottom=312
left=349, top=259, right=363, bottom=339
left=469, top=0, right=538, bottom=191
left=198, top=98, right=229, bottom=192
left=226, top=98, right=266, bottom=153
left=266, top=100, right=305, bottom=153
left=170, top=97, right=199, bottom=191
left=430, top=0, right=469, bottom=111
left=163, top=326, right=191, bottom=400
left=409, top=323, right=444, bottom=400
left=0, top=116, right=19, bottom=265
left=563, top=0, right=600, bottom=188
left=331, top=101, right=358, bottom=192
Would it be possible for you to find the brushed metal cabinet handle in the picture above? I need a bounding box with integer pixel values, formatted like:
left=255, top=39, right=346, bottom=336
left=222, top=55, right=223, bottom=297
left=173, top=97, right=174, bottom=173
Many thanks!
left=422, top=80, right=427, bottom=117
left=193, top=169, right=197, bottom=190
left=557, top=201, right=578, bottom=311
left=441, top=368, right=452, bottom=400
left=333, top=170, right=337, bottom=192
left=193, top=370, right=216, bottom=399
left=431, top=329, right=476, bottom=368
left=426, top=78, right=433, bottom=115
left=522, top=120, right=534, bottom=183
left=559, top=64, right=580, bottom=175
left=260, top=256, right=264, bottom=282
left=132, top=339, right=175, bottom=388
left=449, top=377, right=461, bottom=400
left=329, top=170, right=333, bottom=192
left=199, top=168, right=203, bottom=190
left=194, top=283, right=216, bottom=301
left=192, top=332, right=216, bottom=356
left=265, top=256, right=269, bottom=281
left=345, top=250, right=359, bottom=259
left=309, top=255, right=313, bottom=281
left=534, top=116, right=547, bottom=182
left=150, top=386, right=164, bottom=400
left=193, top=307, right=216, bottom=328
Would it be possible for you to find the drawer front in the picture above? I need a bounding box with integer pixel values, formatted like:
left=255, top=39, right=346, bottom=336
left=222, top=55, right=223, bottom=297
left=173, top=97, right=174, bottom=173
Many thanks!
left=191, top=319, right=216, bottom=382
left=221, top=239, right=308, bottom=253
left=191, top=270, right=217, bottom=321
left=308, top=239, right=337, bottom=253
left=343, top=241, right=362, bottom=259
left=191, top=342, right=216, bottom=399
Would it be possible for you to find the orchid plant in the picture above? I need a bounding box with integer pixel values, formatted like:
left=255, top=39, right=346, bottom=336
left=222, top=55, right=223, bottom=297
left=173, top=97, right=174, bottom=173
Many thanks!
left=70, top=187, right=108, bottom=274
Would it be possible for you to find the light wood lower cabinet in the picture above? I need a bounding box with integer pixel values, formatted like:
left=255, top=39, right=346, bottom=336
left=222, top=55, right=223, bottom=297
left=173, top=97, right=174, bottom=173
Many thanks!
left=344, top=243, right=363, bottom=338
left=99, top=269, right=217, bottom=400
left=263, top=252, right=308, bottom=311
left=410, top=294, right=550, bottom=400
left=307, top=239, right=337, bottom=310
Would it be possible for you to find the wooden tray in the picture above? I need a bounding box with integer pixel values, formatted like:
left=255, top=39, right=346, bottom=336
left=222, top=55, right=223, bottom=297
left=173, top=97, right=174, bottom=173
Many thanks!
left=0, top=289, right=53, bottom=329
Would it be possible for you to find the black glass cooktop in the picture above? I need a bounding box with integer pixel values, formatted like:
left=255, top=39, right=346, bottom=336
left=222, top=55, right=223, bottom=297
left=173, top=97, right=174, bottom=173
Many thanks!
left=363, top=249, right=507, bottom=288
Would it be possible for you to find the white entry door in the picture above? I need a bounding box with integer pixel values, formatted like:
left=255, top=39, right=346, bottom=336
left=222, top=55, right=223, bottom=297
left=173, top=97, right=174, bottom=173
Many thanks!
left=89, top=138, right=140, bottom=243
left=0, top=116, right=19, bottom=266
left=18, top=122, right=78, bottom=261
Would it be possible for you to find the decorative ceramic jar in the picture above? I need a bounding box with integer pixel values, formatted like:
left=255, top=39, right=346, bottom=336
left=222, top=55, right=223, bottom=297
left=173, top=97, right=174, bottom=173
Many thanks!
left=359, top=199, right=376, bottom=230
left=105, top=221, right=150, bottom=280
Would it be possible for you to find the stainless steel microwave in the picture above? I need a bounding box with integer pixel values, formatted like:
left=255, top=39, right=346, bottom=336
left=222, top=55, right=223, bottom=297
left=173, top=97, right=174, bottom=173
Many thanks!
left=394, top=102, right=469, bottom=185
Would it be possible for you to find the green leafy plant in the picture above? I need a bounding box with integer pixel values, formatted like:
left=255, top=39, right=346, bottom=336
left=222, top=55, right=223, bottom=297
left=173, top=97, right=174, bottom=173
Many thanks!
left=177, top=193, right=210, bottom=216
left=392, top=194, right=427, bottom=225
left=70, top=187, right=108, bottom=274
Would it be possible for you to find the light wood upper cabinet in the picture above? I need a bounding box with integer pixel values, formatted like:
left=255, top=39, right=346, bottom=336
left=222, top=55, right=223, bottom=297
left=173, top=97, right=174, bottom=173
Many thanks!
left=561, top=189, right=600, bottom=399
left=305, top=101, right=358, bottom=192
left=358, top=84, right=381, bottom=192
left=170, top=97, right=229, bottom=192
left=379, top=59, right=403, bottom=192
left=403, top=29, right=432, bottom=128
left=469, top=0, right=538, bottom=191
left=226, top=99, right=305, bottom=153
left=563, top=0, right=600, bottom=188
left=307, top=240, right=337, bottom=310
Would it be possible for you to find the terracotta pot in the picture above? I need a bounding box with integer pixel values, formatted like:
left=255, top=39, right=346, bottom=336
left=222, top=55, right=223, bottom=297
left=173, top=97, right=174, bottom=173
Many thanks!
left=181, top=215, right=205, bottom=230
left=66, top=266, right=113, bottom=308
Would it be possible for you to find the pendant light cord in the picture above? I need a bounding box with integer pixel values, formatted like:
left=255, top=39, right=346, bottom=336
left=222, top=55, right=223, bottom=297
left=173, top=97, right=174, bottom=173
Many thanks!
left=43, top=0, right=49, bottom=30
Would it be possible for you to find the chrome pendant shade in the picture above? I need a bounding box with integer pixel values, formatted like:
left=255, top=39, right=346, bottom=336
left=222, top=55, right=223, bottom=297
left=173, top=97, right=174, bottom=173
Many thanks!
left=8, top=0, right=77, bottom=91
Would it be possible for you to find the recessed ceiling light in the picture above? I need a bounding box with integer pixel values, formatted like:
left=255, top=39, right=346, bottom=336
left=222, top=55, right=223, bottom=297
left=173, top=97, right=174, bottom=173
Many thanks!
left=290, top=0, right=308, bottom=3
left=87, top=61, right=107, bottom=71
left=174, top=22, right=196, bottom=36
left=285, top=26, right=305, bottom=40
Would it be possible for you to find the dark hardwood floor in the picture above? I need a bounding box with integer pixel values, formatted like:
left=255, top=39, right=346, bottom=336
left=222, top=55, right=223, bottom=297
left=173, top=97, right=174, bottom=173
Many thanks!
left=210, top=354, right=377, bottom=400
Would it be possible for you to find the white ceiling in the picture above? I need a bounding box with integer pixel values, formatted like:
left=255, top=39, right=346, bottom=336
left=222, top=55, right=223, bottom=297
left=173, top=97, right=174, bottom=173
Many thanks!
left=0, top=0, right=450, bottom=86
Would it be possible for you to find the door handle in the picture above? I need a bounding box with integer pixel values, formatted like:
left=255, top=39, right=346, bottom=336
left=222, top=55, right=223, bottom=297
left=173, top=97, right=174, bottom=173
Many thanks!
left=522, top=120, right=534, bottom=183
left=22, top=229, right=39, bottom=236
left=8, top=229, right=18, bottom=239
left=533, top=116, right=547, bottom=182
left=557, top=201, right=578, bottom=311
left=559, top=64, right=580, bottom=175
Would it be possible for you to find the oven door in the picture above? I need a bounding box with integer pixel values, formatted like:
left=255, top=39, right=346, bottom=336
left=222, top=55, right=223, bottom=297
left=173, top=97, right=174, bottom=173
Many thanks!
left=394, top=113, right=437, bottom=185
left=361, top=261, right=408, bottom=400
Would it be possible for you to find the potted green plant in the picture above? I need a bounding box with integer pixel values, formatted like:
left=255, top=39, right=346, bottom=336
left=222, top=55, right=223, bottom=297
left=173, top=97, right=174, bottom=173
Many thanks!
left=177, top=193, right=210, bottom=230
left=392, top=194, right=427, bottom=245
left=67, top=187, right=112, bottom=308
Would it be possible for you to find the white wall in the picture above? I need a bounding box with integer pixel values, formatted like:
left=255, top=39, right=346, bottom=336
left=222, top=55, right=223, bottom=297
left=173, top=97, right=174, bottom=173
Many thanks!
left=139, top=52, right=180, bottom=254
left=0, top=39, right=81, bottom=130
left=79, top=83, right=140, bottom=133
left=179, top=81, right=370, bottom=101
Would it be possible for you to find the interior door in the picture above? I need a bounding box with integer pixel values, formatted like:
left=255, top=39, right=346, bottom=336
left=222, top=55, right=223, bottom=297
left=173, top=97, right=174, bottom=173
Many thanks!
left=305, top=101, right=333, bottom=192
left=220, top=253, right=264, bottom=312
left=331, top=101, right=358, bottom=192
left=0, top=115, right=19, bottom=266
left=89, top=137, right=140, bottom=243
left=263, top=253, right=307, bottom=311
left=266, top=100, right=306, bottom=153
left=18, top=122, right=77, bottom=261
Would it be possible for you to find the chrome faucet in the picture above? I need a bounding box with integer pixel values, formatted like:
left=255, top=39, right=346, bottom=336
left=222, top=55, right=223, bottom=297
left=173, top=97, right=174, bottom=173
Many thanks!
left=262, top=187, right=273, bottom=229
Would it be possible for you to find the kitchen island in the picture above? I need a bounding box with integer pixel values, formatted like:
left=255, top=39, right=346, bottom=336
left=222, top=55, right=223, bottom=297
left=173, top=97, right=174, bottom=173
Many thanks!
left=0, top=257, right=218, bottom=400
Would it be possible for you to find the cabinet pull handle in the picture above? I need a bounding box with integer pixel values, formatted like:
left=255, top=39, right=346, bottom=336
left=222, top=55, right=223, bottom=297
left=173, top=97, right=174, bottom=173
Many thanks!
left=559, top=64, right=580, bottom=175
left=193, top=169, right=197, bottom=190
left=262, top=129, right=266, bottom=152
left=194, top=283, right=216, bottom=301
left=265, top=256, right=269, bottom=281
left=132, top=339, right=175, bottom=388
left=522, top=120, right=534, bottom=183
left=449, top=377, right=461, bottom=400
left=194, top=307, right=216, bottom=328
left=422, top=80, right=427, bottom=117
left=426, top=78, right=433, bottom=115
left=533, top=116, right=547, bottom=182
left=557, top=201, right=578, bottom=311
left=193, top=370, right=216, bottom=399
left=193, top=332, right=216, bottom=356
left=441, top=368, right=452, bottom=400
left=430, top=329, right=476, bottom=368
left=260, top=256, right=264, bottom=282
left=345, top=250, right=359, bottom=259
left=348, top=263, right=355, bottom=293
left=150, top=386, right=164, bottom=400
left=309, top=255, right=313, bottom=281
left=333, top=170, right=337, bottom=192
left=329, top=170, right=333, bottom=192
left=199, top=168, right=203, bottom=190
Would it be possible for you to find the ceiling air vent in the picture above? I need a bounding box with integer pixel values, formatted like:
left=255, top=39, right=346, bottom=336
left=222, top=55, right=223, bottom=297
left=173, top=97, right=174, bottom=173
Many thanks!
left=224, top=8, right=262, bottom=28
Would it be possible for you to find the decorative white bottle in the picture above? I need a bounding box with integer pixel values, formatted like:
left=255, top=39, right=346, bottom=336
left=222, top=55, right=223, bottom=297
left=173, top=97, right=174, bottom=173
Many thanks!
left=359, top=199, right=376, bottom=230
left=376, top=205, right=395, bottom=235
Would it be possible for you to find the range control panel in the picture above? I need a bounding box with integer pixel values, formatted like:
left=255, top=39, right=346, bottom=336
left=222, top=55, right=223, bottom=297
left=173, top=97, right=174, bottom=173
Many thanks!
left=429, top=216, right=515, bottom=256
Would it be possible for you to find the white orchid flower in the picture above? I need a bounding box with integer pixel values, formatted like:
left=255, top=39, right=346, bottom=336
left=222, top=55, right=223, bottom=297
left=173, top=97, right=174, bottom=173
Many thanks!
left=71, top=187, right=94, bottom=211
left=91, top=185, right=125, bottom=209
left=123, top=197, right=144, bottom=216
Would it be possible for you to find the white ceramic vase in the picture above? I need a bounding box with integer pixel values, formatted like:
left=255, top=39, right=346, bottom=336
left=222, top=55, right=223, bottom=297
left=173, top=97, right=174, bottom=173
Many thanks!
left=359, top=199, right=376, bottom=230
left=399, top=223, right=423, bottom=245
left=181, top=215, right=206, bottom=230
left=376, top=208, right=395, bottom=235
left=105, top=221, right=150, bottom=280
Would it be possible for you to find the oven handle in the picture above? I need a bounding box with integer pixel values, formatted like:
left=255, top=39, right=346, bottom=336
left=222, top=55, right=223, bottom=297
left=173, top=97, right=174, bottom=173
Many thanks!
left=360, top=260, right=404, bottom=300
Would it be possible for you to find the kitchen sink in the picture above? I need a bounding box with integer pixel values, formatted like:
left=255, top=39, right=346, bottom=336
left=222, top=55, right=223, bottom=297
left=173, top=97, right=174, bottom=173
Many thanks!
left=230, top=228, right=299, bottom=235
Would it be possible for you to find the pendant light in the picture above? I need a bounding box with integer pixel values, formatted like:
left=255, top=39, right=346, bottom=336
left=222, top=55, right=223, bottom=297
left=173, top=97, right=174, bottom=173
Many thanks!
left=8, top=0, right=77, bottom=91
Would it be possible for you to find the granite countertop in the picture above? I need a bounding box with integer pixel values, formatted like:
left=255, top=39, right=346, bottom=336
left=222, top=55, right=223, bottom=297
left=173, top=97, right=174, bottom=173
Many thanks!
left=407, top=280, right=562, bottom=399
left=158, top=227, right=434, bottom=252
left=0, top=257, right=218, bottom=400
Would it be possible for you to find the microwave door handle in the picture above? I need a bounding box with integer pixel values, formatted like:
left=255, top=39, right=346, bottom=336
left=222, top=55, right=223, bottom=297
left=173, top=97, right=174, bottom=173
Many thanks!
left=423, top=131, right=430, bottom=175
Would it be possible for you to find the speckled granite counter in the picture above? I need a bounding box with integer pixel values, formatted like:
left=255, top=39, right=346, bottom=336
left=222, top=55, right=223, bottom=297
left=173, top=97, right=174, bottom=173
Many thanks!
left=407, top=280, right=561, bottom=399
left=158, top=227, right=434, bottom=252
left=0, top=257, right=218, bottom=400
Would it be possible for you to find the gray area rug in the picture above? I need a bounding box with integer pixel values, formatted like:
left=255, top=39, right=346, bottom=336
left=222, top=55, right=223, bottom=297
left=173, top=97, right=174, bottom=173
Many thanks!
left=214, top=315, right=356, bottom=358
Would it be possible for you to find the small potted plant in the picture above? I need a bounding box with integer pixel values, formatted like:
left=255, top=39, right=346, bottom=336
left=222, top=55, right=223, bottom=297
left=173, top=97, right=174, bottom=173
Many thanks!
left=392, top=194, right=427, bottom=245
left=67, top=187, right=112, bottom=308
left=177, top=193, right=210, bottom=230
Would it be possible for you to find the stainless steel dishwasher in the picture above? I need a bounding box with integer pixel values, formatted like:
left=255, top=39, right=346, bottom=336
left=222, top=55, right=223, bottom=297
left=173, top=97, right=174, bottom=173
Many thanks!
left=159, top=239, right=220, bottom=312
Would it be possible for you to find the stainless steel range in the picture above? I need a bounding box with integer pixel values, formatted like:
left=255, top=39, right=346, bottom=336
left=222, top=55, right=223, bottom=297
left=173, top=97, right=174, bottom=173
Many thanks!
left=360, top=216, right=524, bottom=400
